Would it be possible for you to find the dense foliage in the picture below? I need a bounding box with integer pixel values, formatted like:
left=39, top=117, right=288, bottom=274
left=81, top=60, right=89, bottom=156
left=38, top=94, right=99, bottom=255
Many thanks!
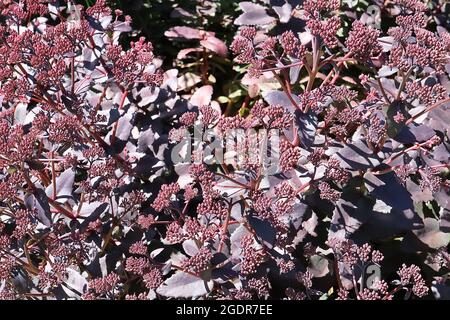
left=0, top=0, right=449, bottom=300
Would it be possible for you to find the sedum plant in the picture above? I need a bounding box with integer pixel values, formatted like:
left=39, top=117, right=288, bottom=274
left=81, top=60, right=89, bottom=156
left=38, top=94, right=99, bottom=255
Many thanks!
left=0, top=0, right=449, bottom=300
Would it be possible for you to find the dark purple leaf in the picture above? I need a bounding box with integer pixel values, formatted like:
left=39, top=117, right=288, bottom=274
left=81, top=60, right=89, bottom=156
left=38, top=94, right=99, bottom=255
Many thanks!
left=394, top=123, right=435, bottom=144
left=248, top=214, right=277, bottom=248
left=156, top=271, right=213, bottom=298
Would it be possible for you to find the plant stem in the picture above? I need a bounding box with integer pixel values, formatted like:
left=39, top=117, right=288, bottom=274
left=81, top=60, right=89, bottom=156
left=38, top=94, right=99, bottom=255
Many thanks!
left=405, top=97, right=450, bottom=125
left=271, top=70, right=302, bottom=111
left=396, top=67, right=413, bottom=101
